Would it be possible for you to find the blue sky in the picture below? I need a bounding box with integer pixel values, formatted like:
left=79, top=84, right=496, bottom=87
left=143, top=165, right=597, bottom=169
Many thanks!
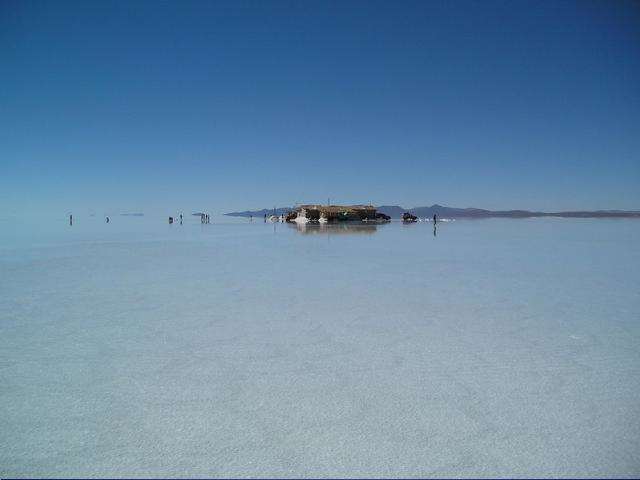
left=1, top=0, right=639, bottom=215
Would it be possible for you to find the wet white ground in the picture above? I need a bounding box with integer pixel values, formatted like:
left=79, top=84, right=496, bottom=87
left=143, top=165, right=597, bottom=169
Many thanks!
left=1, top=216, right=639, bottom=477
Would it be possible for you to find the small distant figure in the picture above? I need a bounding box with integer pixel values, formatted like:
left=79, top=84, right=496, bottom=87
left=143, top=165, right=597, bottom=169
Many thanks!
left=169, top=216, right=174, bottom=224
left=264, top=213, right=267, bottom=222
left=106, top=216, right=110, bottom=223
left=250, top=215, right=253, bottom=222
left=433, top=214, right=437, bottom=224
left=69, top=214, right=73, bottom=226
left=179, top=213, right=183, bottom=225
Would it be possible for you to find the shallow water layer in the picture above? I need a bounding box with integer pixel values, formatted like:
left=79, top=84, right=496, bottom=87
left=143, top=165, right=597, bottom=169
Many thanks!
left=1, top=216, right=639, bottom=478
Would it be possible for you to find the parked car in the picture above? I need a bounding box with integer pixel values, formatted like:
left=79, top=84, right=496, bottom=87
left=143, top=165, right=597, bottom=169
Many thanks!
left=402, top=212, right=418, bottom=223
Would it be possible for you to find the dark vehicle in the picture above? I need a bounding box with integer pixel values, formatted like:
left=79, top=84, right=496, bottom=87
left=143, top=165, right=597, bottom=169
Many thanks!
left=402, top=212, right=418, bottom=223
left=285, top=211, right=298, bottom=222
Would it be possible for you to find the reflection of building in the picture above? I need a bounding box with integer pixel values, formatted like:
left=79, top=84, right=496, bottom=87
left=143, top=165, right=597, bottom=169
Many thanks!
left=286, top=204, right=388, bottom=223
left=289, top=223, right=379, bottom=235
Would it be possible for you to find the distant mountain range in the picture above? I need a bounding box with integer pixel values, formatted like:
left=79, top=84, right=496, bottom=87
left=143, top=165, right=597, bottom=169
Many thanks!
left=226, top=204, right=640, bottom=219
left=226, top=208, right=293, bottom=218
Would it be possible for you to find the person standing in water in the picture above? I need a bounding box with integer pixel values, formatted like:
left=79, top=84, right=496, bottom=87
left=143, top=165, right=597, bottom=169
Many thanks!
left=433, top=213, right=437, bottom=224
left=69, top=214, right=73, bottom=226
left=106, top=216, right=110, bottom=223
left=179, top=213, right=183, bottom=224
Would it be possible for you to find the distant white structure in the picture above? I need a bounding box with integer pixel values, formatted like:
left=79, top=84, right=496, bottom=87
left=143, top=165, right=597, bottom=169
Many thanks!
left=294, top=208, right=310, bottom=224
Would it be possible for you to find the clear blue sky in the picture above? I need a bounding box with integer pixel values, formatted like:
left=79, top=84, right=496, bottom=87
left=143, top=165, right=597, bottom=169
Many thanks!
left=1, top=0, right=639, bottom=215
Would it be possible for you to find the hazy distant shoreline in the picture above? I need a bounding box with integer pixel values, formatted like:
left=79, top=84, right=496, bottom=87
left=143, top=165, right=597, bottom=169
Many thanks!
left=226, top=204, right=640, bottom=219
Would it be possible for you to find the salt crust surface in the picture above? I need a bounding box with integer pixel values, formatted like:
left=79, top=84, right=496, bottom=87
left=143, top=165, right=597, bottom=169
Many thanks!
left=1, top=217, right=639, bottom=477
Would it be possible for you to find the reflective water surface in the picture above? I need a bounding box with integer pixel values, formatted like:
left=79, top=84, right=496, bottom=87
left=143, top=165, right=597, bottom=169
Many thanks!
left=1, top=215, right=639, bottom=477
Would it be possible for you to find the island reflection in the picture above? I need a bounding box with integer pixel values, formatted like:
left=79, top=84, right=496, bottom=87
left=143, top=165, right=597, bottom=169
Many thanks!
left=288, top=222, right=381, bottom=235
